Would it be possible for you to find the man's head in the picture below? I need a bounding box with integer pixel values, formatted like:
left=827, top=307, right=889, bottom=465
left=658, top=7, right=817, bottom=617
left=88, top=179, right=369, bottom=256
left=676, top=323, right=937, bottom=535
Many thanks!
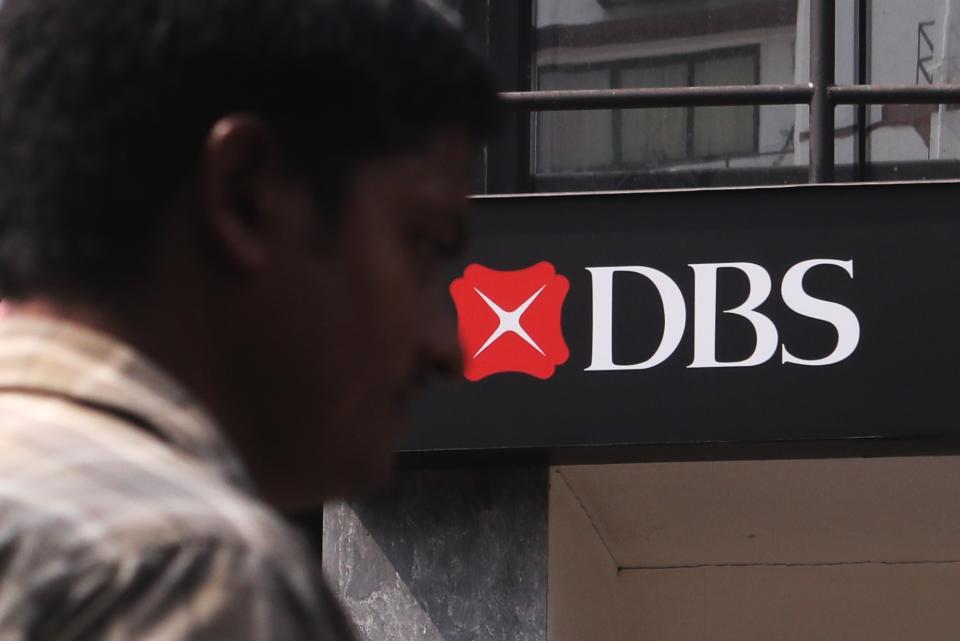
left=0, top=0, right=499, bottom=505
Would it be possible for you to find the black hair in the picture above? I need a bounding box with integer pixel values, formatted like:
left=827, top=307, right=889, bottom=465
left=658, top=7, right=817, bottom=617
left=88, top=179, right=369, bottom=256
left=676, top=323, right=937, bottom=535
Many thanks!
left=0, top=0, right=499, bottom=298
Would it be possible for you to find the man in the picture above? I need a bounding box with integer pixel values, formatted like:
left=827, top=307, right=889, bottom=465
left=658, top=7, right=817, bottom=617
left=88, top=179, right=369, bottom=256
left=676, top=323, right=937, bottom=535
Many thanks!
left=0, top=0, right=498, bottom=637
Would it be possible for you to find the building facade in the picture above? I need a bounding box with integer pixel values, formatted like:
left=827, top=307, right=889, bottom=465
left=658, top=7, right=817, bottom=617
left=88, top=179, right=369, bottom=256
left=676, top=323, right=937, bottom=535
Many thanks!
left=315, top=3, right=960, bottom=640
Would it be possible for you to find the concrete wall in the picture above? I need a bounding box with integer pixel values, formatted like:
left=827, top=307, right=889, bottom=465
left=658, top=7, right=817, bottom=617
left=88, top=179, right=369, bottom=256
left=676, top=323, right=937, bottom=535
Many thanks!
left=548, top=469, right=622, bottom=641
left=548, top=457, right=960, bottom=641
left=323, top=468, right=548, bottom=641
left=618, top=563, right=960, bottom=641
left=321, top=458, right=960, bottom=640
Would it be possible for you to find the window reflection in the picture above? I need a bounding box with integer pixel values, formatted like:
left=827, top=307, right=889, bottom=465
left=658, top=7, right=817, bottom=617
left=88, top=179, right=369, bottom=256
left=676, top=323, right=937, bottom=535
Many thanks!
left=867, top=1, right=960, bottom=179
left=534, top=0, right=800, bottom=189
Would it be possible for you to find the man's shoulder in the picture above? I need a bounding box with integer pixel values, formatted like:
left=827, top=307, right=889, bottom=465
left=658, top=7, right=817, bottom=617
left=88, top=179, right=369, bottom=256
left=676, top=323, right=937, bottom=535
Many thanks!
left=0, top=393, right=355, bottom=640
left=0, top=391, right=301, bottom=567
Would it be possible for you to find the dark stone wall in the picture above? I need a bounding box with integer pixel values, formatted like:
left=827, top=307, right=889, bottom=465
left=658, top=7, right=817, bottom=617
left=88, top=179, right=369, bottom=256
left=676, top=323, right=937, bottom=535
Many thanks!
left=323, top=467, right=548, bottom=641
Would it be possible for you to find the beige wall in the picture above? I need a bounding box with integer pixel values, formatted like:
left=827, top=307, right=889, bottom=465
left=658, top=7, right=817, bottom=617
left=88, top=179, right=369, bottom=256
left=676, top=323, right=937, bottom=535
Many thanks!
left=548, top=468, right=622, bottom=641
left=548, top=457, right=960, bottom=641
left=619, top=562, right=960, bottom=641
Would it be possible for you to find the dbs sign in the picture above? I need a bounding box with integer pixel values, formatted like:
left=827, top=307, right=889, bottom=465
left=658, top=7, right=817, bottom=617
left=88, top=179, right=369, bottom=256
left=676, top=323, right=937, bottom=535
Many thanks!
left=450, top=262, right=570, bottom=381
left=451, top=259, right=861, bottom=382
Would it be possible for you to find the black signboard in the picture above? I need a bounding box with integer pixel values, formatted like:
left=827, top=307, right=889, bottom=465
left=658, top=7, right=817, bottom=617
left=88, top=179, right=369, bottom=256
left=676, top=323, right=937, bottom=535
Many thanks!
left=404, top=181, right=960, bottom=464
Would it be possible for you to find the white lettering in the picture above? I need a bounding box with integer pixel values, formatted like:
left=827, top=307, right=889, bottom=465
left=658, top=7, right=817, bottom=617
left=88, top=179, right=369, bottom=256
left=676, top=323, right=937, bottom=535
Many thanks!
left=781, top=259, right=860, bottom=366
left=585, top=267, right=686, bottom=371
left=688, top=263, right=778, bottom=368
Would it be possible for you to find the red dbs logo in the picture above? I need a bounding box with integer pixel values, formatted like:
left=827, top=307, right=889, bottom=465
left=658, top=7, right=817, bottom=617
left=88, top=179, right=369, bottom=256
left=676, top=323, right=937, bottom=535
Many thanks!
left=450, top=262, right=570, bottom=381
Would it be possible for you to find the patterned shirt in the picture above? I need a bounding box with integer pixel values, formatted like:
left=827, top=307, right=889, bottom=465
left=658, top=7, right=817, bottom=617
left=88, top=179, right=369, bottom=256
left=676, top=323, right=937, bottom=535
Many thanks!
left=0, top=316, right=355, bottom=640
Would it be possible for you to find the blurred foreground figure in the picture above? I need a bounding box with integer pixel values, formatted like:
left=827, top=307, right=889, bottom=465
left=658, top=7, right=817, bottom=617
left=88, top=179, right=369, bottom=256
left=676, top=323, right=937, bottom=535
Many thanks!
left=0, top=0, right=497, bottom=637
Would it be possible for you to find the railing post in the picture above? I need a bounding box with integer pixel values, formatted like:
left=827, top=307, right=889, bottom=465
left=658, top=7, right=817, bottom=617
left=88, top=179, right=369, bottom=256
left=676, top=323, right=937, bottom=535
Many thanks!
left=810, top=0, right=836, bottom=183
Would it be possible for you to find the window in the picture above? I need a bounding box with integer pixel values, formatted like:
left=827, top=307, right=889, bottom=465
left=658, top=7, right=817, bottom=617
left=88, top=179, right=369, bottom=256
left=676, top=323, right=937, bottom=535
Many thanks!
left=536, top=47, right=761, bottom=175
left=528, top=0, right=800, bottom=192
left=461, top=0, right=960, bottom=192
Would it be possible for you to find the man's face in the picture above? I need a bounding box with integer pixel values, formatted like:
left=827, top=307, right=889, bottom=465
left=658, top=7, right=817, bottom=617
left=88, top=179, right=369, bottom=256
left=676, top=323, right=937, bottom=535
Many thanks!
left=244, top=128, right=471, bottom=504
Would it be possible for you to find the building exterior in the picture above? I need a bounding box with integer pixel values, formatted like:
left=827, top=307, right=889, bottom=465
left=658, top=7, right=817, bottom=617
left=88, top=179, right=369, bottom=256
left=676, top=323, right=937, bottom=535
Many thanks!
left=316, top=3, right=960, bottom=640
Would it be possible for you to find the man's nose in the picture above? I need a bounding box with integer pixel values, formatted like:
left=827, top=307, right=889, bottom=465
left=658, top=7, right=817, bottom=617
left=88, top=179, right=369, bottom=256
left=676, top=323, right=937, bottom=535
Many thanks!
left=420, top=298, right=463, bottom=382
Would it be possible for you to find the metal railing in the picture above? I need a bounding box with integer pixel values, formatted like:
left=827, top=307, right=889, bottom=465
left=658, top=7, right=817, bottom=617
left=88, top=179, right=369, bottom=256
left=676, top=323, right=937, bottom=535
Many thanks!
left=499, top=0, right=960, bottom=184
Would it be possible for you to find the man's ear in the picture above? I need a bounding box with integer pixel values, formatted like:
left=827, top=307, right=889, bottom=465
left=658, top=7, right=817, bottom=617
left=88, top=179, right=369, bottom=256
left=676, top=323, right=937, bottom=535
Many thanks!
left=198, top=114, right=290, bottom=272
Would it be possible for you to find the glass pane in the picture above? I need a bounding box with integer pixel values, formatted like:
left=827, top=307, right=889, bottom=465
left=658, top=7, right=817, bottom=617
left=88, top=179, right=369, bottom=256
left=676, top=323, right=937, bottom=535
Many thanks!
left=536, top=69, right=614, bottom=173
left=692, top=55, right=758, bottom=158
left=620, top=64, right=689, bottom=164
left=865, top=0, right=960, bottom=179
left=533, top=0, right=805, bottom=191
left=870, top=1, right=951, bottom=86
left=535, top=0, right=799, bottom=87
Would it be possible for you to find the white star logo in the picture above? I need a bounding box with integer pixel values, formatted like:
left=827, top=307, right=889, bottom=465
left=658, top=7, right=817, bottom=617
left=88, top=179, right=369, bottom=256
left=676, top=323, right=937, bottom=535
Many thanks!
left=472, top=285, right=547, bottom=358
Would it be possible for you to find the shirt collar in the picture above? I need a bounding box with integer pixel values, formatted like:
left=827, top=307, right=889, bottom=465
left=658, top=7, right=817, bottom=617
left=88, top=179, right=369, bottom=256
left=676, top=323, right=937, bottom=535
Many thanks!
left=0, top=315, right=253, bottom=491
